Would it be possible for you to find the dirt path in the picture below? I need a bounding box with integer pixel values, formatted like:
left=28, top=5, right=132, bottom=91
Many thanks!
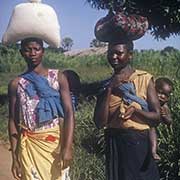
left=0, top=142, right=13, bottom=180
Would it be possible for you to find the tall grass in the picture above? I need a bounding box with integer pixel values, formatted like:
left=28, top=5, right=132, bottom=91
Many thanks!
left=71, top=101, right=105, bottom=180
left=0, top=104, right=8, bottom=141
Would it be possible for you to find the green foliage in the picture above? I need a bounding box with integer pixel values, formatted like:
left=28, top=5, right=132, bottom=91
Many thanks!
left=43, top=51, right=111, bottom=82
left=0, top=44, right=26, bottom=73
left=0, top=104, right=8, bottom=141
left=86, top=0, right=180, bottom=39
left=61, top=37, right=74, bottom=52
left=71, top=101, right=105, bottom=180
left=132, top=49, right=180, bottom=78
left=0, top=86, right=7, bottom=95
left=0, top=72, right=19, bottom=95
left=90, top=38, right=107, bottom=48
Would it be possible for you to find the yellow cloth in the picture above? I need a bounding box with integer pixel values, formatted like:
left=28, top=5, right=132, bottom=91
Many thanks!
left=19, top=124, right=69, bottom=180
left=108, top=70, right=153, bottom=130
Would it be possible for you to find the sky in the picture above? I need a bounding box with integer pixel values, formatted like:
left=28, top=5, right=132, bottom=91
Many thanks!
left=0, top=0, right=180, bottom=50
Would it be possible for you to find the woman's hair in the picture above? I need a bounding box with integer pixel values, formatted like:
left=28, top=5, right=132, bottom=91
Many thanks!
left=21, top=37, right=43, bottom=49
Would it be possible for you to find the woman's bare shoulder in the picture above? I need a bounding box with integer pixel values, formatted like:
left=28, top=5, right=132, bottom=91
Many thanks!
left=8, top=76, right=21, bottom=90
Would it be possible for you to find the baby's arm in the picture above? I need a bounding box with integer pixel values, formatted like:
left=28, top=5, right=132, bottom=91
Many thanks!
left=161, top=104, right=172, bottom=125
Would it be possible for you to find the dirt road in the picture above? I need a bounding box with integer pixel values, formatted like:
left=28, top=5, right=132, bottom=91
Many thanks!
left=0, top=142, right=13, bottom=180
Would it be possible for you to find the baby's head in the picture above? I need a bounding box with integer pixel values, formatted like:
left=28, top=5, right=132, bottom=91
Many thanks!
left=63, top=70, right=81, bottom=96
left=155, top=77, right=173, bottom=105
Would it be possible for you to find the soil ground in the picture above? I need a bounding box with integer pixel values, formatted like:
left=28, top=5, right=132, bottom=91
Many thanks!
left=0, top=141, right=13, bottom=180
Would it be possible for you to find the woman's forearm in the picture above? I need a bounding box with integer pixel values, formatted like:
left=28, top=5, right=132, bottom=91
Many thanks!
left=8, top=119, right=19, bottom=160
left=134, top=109, right=160, bottom=126
left=93, top=88, right=112, bottom=128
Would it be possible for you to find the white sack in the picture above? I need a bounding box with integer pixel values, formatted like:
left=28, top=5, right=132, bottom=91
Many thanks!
left=2, top=0, right=61, bottom=48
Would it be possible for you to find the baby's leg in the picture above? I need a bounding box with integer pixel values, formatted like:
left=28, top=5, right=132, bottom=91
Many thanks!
left=149, top=127, right=161, bottom=160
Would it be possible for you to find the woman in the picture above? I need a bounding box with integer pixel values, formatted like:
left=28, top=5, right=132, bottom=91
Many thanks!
left=8, top=37, right=74, bottom=180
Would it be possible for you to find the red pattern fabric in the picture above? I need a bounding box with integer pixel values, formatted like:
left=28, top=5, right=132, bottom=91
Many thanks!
left=95, top=11, right=148, bottom=42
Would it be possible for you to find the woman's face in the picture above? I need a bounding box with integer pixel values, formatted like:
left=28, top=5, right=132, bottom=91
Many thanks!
left=107, top=44, right=132, bottom=72
left=20, top=41, right=44, bottom=68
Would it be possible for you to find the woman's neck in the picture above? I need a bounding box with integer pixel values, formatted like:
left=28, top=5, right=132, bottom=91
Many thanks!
left=27, top=64, right=48, bottom=76
left=114, top=65, right=134, bottom=80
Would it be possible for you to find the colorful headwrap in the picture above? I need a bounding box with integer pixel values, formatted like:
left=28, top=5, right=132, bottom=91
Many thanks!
left=95, top=10, right=149, bottom=43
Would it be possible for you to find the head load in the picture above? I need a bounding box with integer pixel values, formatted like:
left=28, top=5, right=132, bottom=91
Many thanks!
left=2, top=0, right=61, bottom=48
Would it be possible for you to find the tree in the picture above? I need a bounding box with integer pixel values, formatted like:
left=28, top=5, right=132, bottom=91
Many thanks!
left=90, top=38, right=107, bottom=47
left=86, top=0, right=180, bottom=39
left=161, top=46, right=178, bottom=54
left=61, top=37, right=74, bottom=52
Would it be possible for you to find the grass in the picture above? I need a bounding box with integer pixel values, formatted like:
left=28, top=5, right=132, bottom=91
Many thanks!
left=71, top=101, right=105, bottom=180
left=0, top=104, right=8, bottom=141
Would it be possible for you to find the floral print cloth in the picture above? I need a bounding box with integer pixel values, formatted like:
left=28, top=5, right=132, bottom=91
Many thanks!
left=17, top=69, right=60, bottom=131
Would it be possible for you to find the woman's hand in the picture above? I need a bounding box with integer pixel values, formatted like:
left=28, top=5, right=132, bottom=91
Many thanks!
left=122, top=106, right=136, bottom=120
left=11, top=156, right=21, bottom=180
left=60, top=147, right=73, bottom=169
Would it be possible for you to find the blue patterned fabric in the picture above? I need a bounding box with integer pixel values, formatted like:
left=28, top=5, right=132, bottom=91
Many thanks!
left=101, top=79, right=149, bottom=111
left=21, top=71, right=64, bottom=125
left=118, top=82, right=149, bottom=111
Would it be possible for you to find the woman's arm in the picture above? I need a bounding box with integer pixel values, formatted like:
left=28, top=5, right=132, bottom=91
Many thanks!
left=137, top=78, right=160, bottom=126
left=58, top=72, right=75, bottom=168
left=93, top=74, right=121, bottom=129
left=93, top=87, right=112, bottom=129
left=8, top=78, right=21, bottom=179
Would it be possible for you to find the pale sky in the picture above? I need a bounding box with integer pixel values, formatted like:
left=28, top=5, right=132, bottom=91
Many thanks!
left=0, top=0, right=180, bottom=50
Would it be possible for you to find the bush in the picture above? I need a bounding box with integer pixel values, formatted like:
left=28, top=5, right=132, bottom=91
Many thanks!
left=71, top=100, right=105, bottom=180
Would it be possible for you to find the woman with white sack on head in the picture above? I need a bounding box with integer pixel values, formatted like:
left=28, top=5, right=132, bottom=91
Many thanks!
left=3, top=1, right=74, bottom=180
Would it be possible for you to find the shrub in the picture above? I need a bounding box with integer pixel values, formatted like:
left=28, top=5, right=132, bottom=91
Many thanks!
left=71, top=100, right=105, bottom=180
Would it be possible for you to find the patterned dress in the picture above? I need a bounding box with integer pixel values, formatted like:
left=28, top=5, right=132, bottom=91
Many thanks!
left=17, top=69, right=70, bottom=180
left=17, top=69, right=60, bottom=131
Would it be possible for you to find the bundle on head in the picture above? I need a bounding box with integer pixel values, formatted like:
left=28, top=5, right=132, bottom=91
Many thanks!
left=2, top=0, right=61, bottom=48
left=94, top=10, right=148, bottom=43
